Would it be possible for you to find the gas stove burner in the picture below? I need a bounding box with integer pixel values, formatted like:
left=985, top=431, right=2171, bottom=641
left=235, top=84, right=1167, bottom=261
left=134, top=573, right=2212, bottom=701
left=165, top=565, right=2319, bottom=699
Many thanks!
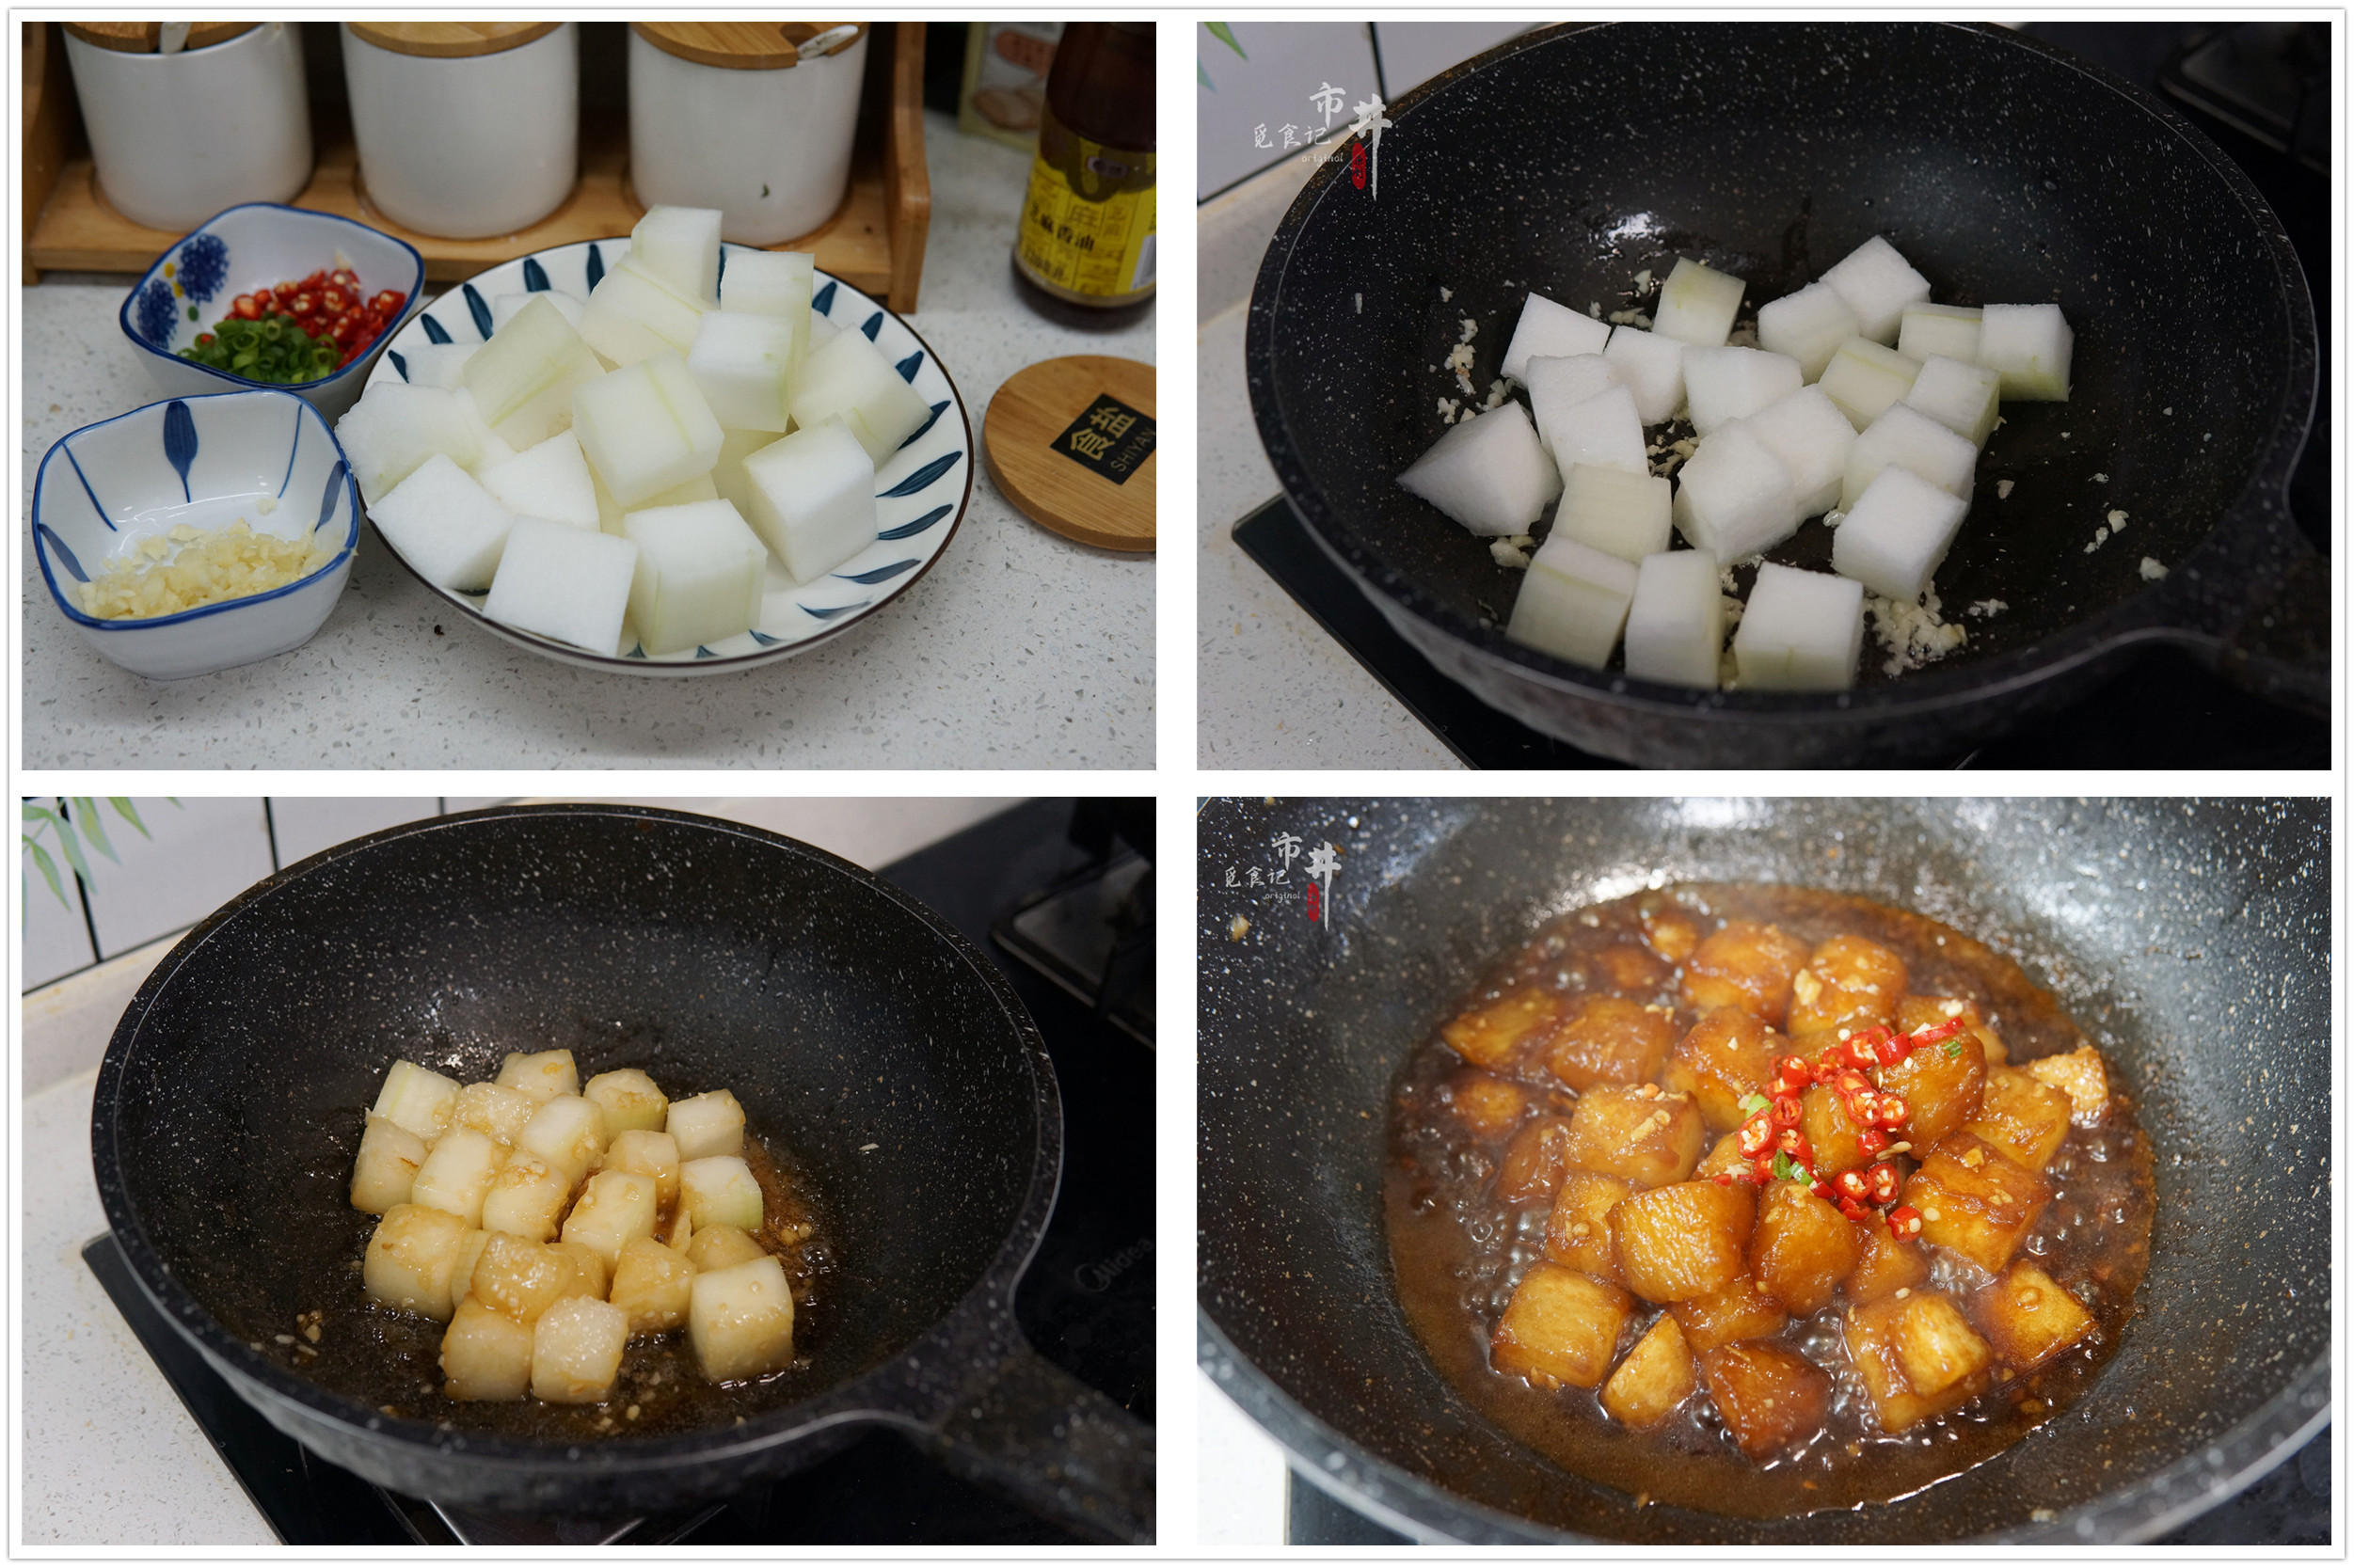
left=994, top=851, right=1154, bottom=1048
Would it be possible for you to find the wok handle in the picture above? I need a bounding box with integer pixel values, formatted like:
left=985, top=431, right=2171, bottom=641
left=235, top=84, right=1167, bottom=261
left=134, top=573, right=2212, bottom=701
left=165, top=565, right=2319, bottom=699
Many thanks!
left=2164, top=473, right=2329, bottom=717
left=927, top=1341, right=1156, bottom=1544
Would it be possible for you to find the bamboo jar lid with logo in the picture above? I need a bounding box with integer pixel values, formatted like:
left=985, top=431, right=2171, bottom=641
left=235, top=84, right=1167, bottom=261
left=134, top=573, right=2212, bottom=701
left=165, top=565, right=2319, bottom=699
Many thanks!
left=982, top=356, right=1155, bottom=551
left=343, top=22, right=564, bottom=58
left=62, top=22, right=258, bottom=53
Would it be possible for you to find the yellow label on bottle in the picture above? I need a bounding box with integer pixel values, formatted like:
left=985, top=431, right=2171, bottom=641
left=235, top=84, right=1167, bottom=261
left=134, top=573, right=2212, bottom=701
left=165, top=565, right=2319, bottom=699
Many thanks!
left=1017, top=107, right=1155, bottom=302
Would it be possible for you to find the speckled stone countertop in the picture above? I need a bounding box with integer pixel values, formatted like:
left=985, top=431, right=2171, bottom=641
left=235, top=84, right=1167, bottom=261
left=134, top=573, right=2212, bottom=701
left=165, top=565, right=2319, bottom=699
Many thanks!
left=23, top=112, right=1153, bottom=769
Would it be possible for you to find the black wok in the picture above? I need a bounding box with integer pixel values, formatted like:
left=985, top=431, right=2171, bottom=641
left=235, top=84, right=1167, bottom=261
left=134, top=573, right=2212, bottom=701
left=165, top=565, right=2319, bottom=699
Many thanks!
left=91, top=804, right=1153, bottom=1542
left=1246, top=24, right=2324, bottom=766
left=1198, top=797, right=2328, bottom=1542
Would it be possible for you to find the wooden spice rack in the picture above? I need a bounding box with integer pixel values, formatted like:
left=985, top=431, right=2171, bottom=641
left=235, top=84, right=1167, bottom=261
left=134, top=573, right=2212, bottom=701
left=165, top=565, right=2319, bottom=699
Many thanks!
left=21, top=20, right=931, bottom=310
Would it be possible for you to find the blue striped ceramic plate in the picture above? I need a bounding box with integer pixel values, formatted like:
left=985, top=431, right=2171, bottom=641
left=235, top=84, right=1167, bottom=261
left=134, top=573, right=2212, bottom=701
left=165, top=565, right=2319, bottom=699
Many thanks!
left=359, top=239, right=971, bottom=676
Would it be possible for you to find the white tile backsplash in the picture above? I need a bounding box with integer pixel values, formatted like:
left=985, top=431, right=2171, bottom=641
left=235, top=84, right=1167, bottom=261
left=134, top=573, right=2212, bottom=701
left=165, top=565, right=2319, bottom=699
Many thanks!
left=1197, top=21, right=1377, bottom=199
left=268, top=798, right=441, bottom=867
left=21, top=799, right=98, bottom=990
left=77, top=798, right=275, bottom=959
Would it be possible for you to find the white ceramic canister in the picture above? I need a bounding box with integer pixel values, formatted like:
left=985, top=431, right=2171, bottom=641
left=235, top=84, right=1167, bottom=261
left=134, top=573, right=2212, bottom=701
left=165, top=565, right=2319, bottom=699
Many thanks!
left=341, top=23, right=579, bottom=240
left=628, top=24, right=869, bottom=245
left=63, top=22, right=312, bottom=231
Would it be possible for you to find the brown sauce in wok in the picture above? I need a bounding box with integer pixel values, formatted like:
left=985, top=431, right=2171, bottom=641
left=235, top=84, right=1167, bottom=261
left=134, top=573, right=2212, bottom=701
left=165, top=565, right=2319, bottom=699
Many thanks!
left=1385, top=884, right=2155, bottom=1520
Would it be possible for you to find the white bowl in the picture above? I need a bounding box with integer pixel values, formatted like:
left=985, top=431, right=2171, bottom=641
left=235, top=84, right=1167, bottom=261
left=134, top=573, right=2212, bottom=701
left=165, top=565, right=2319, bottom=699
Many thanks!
left=31, top=388, right=359, bottom=680
left=119, top=202, right=427, bottom=422
left=359, top=239, right=974, bottom=675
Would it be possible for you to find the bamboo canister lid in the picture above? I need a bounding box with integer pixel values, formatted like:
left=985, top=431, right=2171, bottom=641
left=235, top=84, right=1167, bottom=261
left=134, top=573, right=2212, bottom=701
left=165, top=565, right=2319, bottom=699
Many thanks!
left=62, top=22, right=259, bottom=54
left=982, top=356, right=1156, bottom=552
left=630, top=22, right=868, bottom=71
left=343, top=22, right=564, bottom=58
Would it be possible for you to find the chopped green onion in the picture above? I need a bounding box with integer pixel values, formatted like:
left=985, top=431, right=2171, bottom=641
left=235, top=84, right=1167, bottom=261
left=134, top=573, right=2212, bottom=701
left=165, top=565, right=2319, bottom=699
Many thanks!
left=1738, top=1091, right=1771, bottom=1117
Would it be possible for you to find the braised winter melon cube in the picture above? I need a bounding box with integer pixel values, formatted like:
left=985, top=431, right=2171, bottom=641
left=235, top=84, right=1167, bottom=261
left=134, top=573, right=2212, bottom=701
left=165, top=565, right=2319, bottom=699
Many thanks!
left=1846, top=1220, right=1933, bottom=1305
left=1542, top=995, right=1678, bottom=1090
left=441, top=1294, right=533, bottom=1401
left=2025, top=1044, right=2110, bottom=1127
left=372, top=1059, right=462, bottom=1143
left=686, top=1224, right=768, bottom=1273
left=1967, top=1068, right=2074, bottom=1173
left=1670, top=1272, right=1788, bottom=1354
left=408, top=1126, right=508, bottom=1227
left=1680, top=922, right=1811, bottom=1028
left=517, top=1093, right=609, bottom=1187
left=1662, top=1006, right=1776, bottom=1133
left=451, top=1081, right=538, bottom=1146
left=1496, top=1117, right=1578, bottom=1204
left=1545, top=1170, right=1634, bottom=1282
left=469, top=1231, right=574, bottom=1323
left=352, top=1115, right=426, bottom=1214
left=1749, top=1180, right=1861, bottom=1315
left=1699, top=1341, right=1830, bottom=1460
left=1640, top=904, right=1702, bottom=963
left=690, top=1255, right=798, bottom=1382
left=550, top=1240, right=611, bottom=1300
left=1601, top=1313, right=1696, bottom=1427
left=1787, top=934, right=1908, bottom=1036
left=1972, top=1261, right=2095, bottom=1372
left=1593, top=942, right=1670, bottom=992
left=562, top=1168, right=661, bottom=1270
left=497, top=1048, right=579, bottom=1102
left=451, top=1228, right=494, bottom=1300
left=1563, top=1086, right=1704, bottom=1189
left=1443, top=1069, right=1530, bottom=1139
left=610, top=1237, right=698, bottom=1335
left=364, top=1203, right=474, bottom=1321
left=1439, top=986, right=1560, bottom=1069
left=1696, top=1132, right=1749, bottom=1180
left=1490, top=1263, right=1632, bottom=1389
left=680, top=1155, right=764, bottom=1232
left=1898, top=993, right=2007, bottom=1064
left=1612, top=1180, right=1756, bottom=1304
left=481, top=1149, right=570, bottom=1242
left=1874, top=1026, right=1985, bottom=1145
left=1904, top=1132, right=2051, bottom=1274
left=605, top=1128, right=683, bottom=1209
left=1799, top=1084, right=1872, bottom=1178
left=533, top=1294, right=628, bottom=1403
left=1846, top=1291, right=1994, bottom=1431
left=661, top=1201, right=694, bottom=1253
left=1891, top=1289, right=1993, bottom=1394
left=584, top=1068, right=670, bottom=1135
left=667, top=1088, right=747, bottom=1162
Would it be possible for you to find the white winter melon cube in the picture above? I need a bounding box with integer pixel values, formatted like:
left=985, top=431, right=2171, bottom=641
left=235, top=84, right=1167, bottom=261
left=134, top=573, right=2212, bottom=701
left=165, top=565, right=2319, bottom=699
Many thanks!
left=477, top=430, right=600, bottom=532
left=497, top=1048, right=579, bottom=1101
left=1821, top=236, right=1933, bottom=344
left=369, top=453, right=515, bottom=593
left=573, top=352, right=724, bottom=507
left=620, top=499, right=767, bottom=654
left=440, top=1294, right=533, bottom=1400
left=532, top=1295, right=628, bottom=1403
left=687, top=310, right=799, bottom=433
left=630, top=205, right=724, bottom=305
left=1903, top=355, right=2003, bottom=447
left=372, top=1058, right=462, bottom=1143
left=578, top=256, right=710, bottom=367
left=459, top=295, right=607, bottom=450
left=610, top=1238, right=697, bottom=1336
left=1396, top=401, right=1559, bottom=536
left=364, top=1202, right=473, bottom=1321
left=1554, top=463, right=1672, bottom=563
left=1834, top=463, right=1972, bottom=601
left=561, top=1168, right=660, bottom=1270
left=483, top=516, right=639, bottom=656
left=1742, top=386, right=1856, bottom=518
left=469, top=1232, right=575, bottom=1323
left=689, top=1256, right=796, bottom=1382
left=450, top=388, right=518, bottom=477
left=1500, top=292, right=1612, bottom=382
left=808, top=309, right=840, bottom=350
left=352, top=1115, right=426, bottom=1214
left=1672, top=422, right=1801, bottom=560
left=687, top=1225, right=764, bottom=1272
left=584, top=1069, right=670, bottom=1136
left=605, top=1128, right=682, bottom=1210
left=490, top=289, right=585, bottom=334
left=1757, top=281, right=1861, bottom=381
left=1602, top=326, right=1687, bottom=423
left=1505, top=533, right=1638, bottom=670
left=708, top=426, right=773, bottom=520
left=1522, top=354, right=1623, bottom=454
left=787, top=329, right=932, bottom=463
left=398, top=341, right=476, bottom=390
left=450, top=1228, right=494, bottom=1304
left=1683, top=346, right=1804, bottom=436
left=680, top=1155, right=765, bottom=1232
left=410, top=1126, right=508, bottom=1227
left=481, top=1150, right=570, bottom=1242
left=721, top=248, right=816, bottom=318
left=337, top=383, right=481, bottom=505
left=667, top=1088, right=747, bottom=1162
left=1734, top=562, right=1864, bottom=690
left=1819, top=337, right=1923, bottom=432
left=551, top=1241, right=611, bottom=1301
left=517, top=1093, right=609, bottom=1187
left=1841, top=402, right=1978, bottom=510
left=1653, top=257, right=1745, bottom=348
left=741, top=419, right=877, bottom=585
left=1977, top=303, right=2074, bottom=401
left=1899, top=303, right=1982, bottom=365
left=1624, top=548, right=1725, bottom=689
left=1546, top=384, right=1648, bottom=479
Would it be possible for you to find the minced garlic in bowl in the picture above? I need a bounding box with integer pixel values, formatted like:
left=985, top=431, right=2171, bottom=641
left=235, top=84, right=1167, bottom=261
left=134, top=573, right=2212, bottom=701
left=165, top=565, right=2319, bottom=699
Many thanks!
left=77, top=520, right=338, bottom=620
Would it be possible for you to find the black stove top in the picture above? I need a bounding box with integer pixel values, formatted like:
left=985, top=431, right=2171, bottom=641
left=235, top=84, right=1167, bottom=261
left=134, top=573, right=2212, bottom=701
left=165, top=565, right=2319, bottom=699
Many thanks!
left=85, top=799, right=1154, bottom=1546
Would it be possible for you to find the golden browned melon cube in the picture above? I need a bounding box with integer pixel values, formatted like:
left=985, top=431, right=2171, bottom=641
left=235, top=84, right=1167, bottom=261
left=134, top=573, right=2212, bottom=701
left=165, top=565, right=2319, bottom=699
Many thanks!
left=609, top=1236, right=698, bottom=1335
left=350, top=1115, right=426, bottom=1215
left=451, top=1080, right=538, bottom=1146
left=1443, top=1069, right=1530, bottom=1140
left=1748, top=1180, right=1861, bottom=1316
left=2025, top=1044, right=2109, bottom=1126
left=1966, top=1068, right=2074, bottom=1173
left=1612, top=1180, right=1756, bottom=1304
left=497, top=1048, right=580, bottom=1102
left=1897, top=993, right=2007, bottom=1064
left=1699, top=1340, right=1829, bottom=1461
left=408, top=1126, right=508, bottom=1228
left=533, top=1294, right=628, bottom=1403
left=1787, top=934, right=1907, bottom=1036
left=1661, top=1006, right=1776, bottom=1133
left=450, top=1227, right=493, bottom=1301
left=1972, top=1261, right=2096, bottom=1372
left=1680, top=922, right=1811, bottom=1028
left=480, top=1149, right=570, bottom=1243
left=1799, top=1085, right=1871, bottom=1177
left=584, top=1067, right=670, bottom=1135
left=364, top=1203, right=474, bottom=1321
left=1495, top=1116, right=1578, bottom=1203
left=549, top=1239, right=611, bottom=1300
left=1593, top=942, right=1669, bottom=992
left=1490, top=1263, right=1632, bottom=1389
left=1545, top=1170, right=1634, bottom=1282
left=517, top=1093, right=609, bottom=1187
left=441, top=1294, right=533, bottom=1401
left=685, top=1224, right=769, bottom=1273
left=605, top=1128, right=684, bottom=1209
left=1640, top=903, right=1701, bottom=964
left=1845, top=1291, right=1994, bottom=1432
left=1542, top=996, right=1677, bottom=1090
left=469, top=1231, right=573, bottom=1323
left=1670, top=1272, right=1788, bottom=1354
left=1904, top=1132, right=2051, bottom=1275
left=1439, top=986, right=1560, bottom=1069
left=689, top=1255, right=798, bottom=1382
left=1696, top=1132, right=1749, bottom=1180
left=563, top=1168, right=661, bottom=1270
left=1874, top=1024, right=1985, bottom=1144
left=1601, top=1312, right=1695, bottom=1427
left=1561, top=1086, right=1704, bottom=1188
left=1845, top=1221, right=1932, bottom=1305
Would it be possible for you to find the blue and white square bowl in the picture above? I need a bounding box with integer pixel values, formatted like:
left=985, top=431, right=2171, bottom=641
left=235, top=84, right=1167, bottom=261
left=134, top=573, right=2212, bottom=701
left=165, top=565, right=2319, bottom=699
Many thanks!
left=119, top=203, right=426, bottom=422
left=360, top=238, right=972, bottom=676
left=31, top=388, right=360, bottom=680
